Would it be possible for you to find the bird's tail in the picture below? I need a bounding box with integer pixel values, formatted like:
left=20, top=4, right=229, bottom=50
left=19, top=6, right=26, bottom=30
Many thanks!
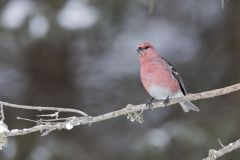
left=179, top=101, right=200, bottom=112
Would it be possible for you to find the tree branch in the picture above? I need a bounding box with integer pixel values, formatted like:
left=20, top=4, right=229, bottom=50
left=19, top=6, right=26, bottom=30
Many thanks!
left=0, top=101, right=88, bottom=116
left=203, top=139, right=240, bottom=160
left=1, top=82, right=239, bottom=138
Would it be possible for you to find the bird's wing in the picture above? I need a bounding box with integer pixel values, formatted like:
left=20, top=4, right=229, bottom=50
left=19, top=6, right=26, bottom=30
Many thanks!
left=161, top=57, right=187, bottom=95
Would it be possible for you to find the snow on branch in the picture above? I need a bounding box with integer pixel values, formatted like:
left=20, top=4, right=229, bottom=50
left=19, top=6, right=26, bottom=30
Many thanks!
left=203, top=139, right=240, bottom=160
left=0, top=83, right=239, bottom=153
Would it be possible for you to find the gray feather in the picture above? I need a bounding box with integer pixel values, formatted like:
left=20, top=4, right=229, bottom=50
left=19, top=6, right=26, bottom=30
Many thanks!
left=179, top=101, right=200, bottom=112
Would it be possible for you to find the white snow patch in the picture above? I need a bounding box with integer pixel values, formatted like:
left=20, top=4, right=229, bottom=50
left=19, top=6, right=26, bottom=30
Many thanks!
left=0, top=121, right=9, bottom=133
left=66, top=122, right=73, bottom=130
left=10, top=129, right=19, bottom=133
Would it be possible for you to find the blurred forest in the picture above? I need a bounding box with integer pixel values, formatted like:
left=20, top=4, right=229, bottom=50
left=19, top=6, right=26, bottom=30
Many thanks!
left=0, top=0, right=240, bottom=160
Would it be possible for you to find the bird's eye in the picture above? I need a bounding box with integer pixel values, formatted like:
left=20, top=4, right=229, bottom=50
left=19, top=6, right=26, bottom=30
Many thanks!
left=137, top=46, right=150, bottom=53
left=142, top=46, right=150, bottom=50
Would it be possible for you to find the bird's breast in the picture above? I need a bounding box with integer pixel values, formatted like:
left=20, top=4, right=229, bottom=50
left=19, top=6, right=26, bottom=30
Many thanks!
left=140, top=61, right=180, bottom=93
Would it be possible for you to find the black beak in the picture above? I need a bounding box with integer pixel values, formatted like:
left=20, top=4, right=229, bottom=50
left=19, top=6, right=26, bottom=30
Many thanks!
left=137, top=47, right=142, bottom=54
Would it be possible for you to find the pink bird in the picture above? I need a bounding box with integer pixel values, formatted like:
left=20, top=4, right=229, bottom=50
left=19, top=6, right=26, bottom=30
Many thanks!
left=137, top=42, right=199, bottom=112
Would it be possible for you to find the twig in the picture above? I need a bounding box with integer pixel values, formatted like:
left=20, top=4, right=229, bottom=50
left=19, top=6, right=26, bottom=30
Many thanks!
left=41, top=118, right=70, bottom=122
left=3, top=82, right=240, bottom=137
left=17, top=117, right=38, bottom=123
left=17, top=116, right=70, bottom=123
left=203, top=139, right=240, bottom=160
left=36, top=112, right=59, bottom=118
left=0, top=105, right=4, bottom=121
left=218, top=138, right=225, bottom=147
left=0, top=101, right=87, bottom=116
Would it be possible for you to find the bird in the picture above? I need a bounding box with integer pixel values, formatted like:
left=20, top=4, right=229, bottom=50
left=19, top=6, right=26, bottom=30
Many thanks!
left=137, top=42, right=199, bottom=112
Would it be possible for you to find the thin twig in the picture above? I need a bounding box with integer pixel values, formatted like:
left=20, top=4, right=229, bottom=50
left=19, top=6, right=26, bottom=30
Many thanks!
left=203, top=139, right=240, bottom=160
left=218, top=138, right=225, bottom=147
left=0, top=105, right=4, bottom=121
left=0, top=101, right=87, bottom=116
left=17, top=117, right=38, bottom=123
left=4, top=82, right=240, bottom=137
left=41, top=118, right=70, bottom=122
left=36, top=112, right=59, bottom=118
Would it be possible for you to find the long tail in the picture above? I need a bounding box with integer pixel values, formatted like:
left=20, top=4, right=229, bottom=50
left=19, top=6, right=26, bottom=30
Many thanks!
left=179, top=101, right=200, bottom=112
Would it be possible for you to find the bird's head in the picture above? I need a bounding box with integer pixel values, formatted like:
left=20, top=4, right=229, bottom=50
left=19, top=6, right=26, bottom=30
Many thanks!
left=137, top=42, right=160, bottom=62
left=137, top=42, right=153, bottom=57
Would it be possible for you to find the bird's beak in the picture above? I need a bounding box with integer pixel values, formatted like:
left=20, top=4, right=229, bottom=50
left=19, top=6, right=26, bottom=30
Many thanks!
left=137, top=47, right=144, bottom=56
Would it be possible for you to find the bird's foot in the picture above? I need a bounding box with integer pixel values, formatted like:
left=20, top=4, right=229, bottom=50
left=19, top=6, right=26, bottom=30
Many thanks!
left=163, top=96, right=170, bottom=106
left=145, top=97, right=155, bottom=109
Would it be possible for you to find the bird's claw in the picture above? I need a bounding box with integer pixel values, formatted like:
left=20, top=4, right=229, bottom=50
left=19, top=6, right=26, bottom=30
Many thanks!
left=163, top=96, right=170, bottom=106
left=145, top=97, right=155, bottom=109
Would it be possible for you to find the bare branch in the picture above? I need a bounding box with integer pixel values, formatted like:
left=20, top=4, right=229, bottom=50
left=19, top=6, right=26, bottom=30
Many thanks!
left=218, top=138, right=225, bottom=148
left=17, top=117, right=38, bottom=123
left=203, top=139, right=240, bottom=160
left=3, top=82, right=240, bottom=137
left=0, top=101, right=87, bottom=116
left=0, top=105, right=4, bottom=121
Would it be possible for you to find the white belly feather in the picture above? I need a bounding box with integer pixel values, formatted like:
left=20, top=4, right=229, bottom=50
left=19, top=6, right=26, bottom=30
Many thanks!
left=147, top=84, right=183, bottom=100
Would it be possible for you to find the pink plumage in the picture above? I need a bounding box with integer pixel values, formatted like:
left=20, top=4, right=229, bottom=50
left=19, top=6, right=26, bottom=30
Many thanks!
left=137, top=42, right=199, bottom=112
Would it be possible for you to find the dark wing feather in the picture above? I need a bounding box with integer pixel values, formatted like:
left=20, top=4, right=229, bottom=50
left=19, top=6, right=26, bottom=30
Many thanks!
left=161, top=57, right=187, bottom=95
